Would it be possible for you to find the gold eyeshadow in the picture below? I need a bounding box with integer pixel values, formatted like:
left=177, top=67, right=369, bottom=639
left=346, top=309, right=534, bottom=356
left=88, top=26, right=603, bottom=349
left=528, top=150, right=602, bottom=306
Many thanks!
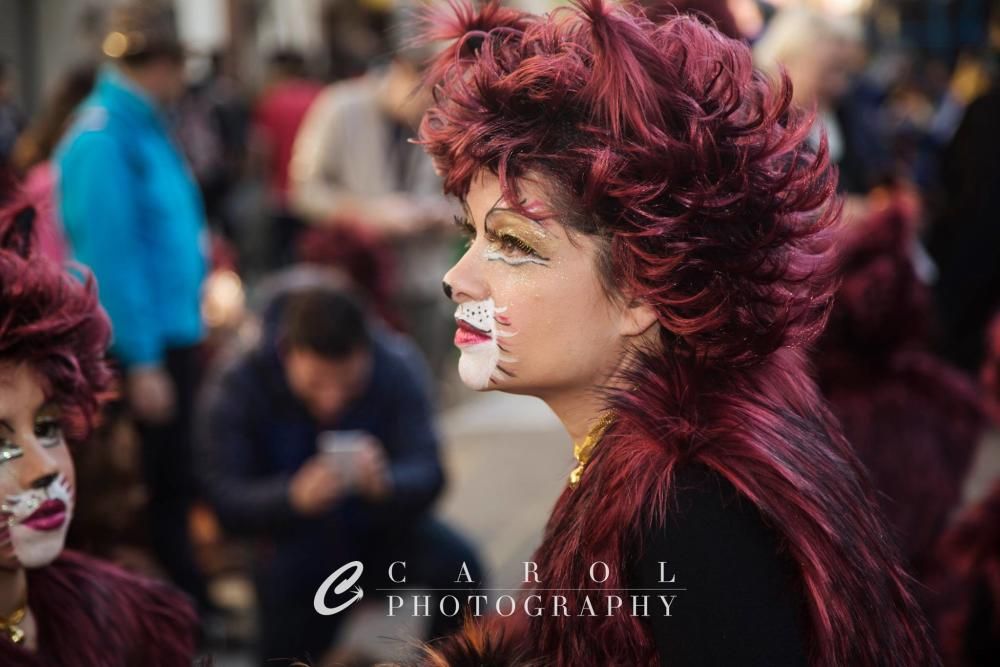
left=455, top=200, right=558, bottom=266
left=490, top=230, right=550, bottom=261
left=485, top=213, right=553, bottom=260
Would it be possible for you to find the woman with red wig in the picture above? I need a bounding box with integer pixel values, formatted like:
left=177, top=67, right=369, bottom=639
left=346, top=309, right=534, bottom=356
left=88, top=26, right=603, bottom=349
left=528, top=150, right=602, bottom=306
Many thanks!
left=0, top=201, right=197, bottom=665
left=812, top=198, right=985, bottom=582
left=415, top=1, right=939, bottom=665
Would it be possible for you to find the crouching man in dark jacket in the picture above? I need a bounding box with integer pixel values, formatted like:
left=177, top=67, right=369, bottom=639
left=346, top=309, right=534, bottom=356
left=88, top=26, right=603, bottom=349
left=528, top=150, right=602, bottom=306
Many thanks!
left=196, top=270, right=484, bottom=665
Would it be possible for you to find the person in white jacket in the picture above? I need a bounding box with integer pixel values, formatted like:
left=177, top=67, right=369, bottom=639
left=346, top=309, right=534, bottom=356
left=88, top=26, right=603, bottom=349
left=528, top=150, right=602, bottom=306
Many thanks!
left=288, top=48, right=457, bottom=380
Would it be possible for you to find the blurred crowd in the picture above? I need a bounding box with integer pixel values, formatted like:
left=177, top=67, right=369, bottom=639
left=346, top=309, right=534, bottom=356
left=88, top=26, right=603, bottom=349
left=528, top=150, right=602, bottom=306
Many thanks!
left=1, top=0, right=999, bottom=665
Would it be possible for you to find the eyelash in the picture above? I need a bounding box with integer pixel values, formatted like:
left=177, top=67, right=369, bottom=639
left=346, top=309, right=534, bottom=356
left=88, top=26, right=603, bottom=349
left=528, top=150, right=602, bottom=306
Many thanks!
left=35, top=419, right=63, bottom=443
left=453, top=215, right=545, bottom=259
left=453, top=215, right=475, bottom=250
left=0, top=419, right=64, bottom=463
left=496, top=233, right=539, bottom=257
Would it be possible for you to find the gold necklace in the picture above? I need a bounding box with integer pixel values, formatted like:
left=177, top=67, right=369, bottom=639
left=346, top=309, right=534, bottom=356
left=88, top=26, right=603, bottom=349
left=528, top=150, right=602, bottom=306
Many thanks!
left=569, top=411, right=616, bottom=489
left=0, top=599, right=27, bottom=646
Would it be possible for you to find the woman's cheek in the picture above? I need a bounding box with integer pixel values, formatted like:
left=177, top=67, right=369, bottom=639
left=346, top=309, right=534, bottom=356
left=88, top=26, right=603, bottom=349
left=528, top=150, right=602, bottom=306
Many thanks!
left=487, top=259, right=573, bottom=379
left=0, top=523, right=15, bottom=564
left=493, top=296, right=550, bottom=373
left=58, top=450, right=76, bottom=498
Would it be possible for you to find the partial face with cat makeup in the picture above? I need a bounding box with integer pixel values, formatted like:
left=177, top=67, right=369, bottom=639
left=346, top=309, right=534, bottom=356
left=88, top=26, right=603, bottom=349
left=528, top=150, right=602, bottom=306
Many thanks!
left=445, top=171, right=656, bottom=396
left=0, top=362, right=75, bottom=570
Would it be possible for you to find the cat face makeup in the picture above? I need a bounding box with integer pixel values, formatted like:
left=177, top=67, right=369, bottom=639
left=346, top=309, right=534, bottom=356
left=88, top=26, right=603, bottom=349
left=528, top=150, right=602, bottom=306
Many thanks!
left=0, top=363, right=76, bottom=570
left=444, top=171, right=646, bottom=397
left=2, top=474, right=73, bottom=568
left=454, top=298, right=517, bottom=389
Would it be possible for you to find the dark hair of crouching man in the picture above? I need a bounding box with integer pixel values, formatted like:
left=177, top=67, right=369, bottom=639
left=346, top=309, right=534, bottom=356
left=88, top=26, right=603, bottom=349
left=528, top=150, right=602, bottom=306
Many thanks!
left=194, top=268, right=485, bottom=664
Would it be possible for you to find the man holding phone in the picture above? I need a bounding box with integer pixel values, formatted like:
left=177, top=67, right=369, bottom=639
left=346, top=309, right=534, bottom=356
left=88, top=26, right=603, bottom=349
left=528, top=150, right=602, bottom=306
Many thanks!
left=196, top=271, right=483, bottom=664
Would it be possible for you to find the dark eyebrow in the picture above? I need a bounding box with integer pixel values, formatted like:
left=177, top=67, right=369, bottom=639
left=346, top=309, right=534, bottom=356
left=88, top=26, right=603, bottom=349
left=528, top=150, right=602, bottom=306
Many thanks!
left=0, top=398, right=56, bottom=433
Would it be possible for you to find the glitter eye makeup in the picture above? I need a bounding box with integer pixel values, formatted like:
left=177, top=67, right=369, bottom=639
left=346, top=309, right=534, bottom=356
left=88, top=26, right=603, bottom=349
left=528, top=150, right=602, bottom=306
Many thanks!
left=484, top=231, right=551, bottom=266
left=454, top=198, right=555, bottom=268
left=482, top=209, right=552, bottom=267
left=0, top=421, right=22, bottom=463
left=0, top=406, right=65, bottom=462
left=0, top=441, right=23, bottom=464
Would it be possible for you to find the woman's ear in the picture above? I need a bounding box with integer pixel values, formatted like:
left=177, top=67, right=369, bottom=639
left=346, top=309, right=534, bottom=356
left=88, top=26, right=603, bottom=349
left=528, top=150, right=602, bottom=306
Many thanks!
left=619, top=299, right=659, bottom=338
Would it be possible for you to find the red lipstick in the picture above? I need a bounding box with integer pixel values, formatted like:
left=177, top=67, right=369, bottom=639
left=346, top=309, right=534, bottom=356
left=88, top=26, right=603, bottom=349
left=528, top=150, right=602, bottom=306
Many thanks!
left=455, top=319, right=492, bottom=346
left=21, top=499, right=66, bottom=532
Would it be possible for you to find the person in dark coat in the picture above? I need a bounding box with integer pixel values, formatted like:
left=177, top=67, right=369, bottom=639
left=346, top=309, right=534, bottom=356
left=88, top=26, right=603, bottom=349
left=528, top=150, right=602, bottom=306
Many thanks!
left=195, top=267, right=484, bottom=665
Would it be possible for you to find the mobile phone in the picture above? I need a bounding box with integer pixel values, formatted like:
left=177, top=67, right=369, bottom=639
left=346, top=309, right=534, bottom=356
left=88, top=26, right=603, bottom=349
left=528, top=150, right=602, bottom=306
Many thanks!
left=317, top=430, right=368, bottom=490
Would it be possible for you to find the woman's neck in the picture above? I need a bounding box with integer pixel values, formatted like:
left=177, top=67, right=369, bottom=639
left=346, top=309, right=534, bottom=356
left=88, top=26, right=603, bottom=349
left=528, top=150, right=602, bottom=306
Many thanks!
left=542, top=340, right=655, bottom=447
left=0, top=565, right=27, bottom=618
left=544, top=388, right=610, bottom=445
left=543, top=365, right=631, bottom=445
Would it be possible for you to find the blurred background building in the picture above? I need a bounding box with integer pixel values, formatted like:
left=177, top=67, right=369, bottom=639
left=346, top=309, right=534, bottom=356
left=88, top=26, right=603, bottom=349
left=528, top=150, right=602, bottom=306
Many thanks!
left=1, top=0, right=995, bottom=116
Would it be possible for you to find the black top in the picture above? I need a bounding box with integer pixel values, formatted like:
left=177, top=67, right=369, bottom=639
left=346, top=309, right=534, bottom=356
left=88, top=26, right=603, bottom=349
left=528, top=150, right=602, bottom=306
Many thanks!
left=629, top=463, right=810, bottom=666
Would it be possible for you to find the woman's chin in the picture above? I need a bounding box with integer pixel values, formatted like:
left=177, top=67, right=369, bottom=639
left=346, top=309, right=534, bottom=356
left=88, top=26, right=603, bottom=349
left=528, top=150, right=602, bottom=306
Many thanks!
left=457, top=347, right=501, bottom=390
left=9, top=524, right=69, bottom=569
left=10, top=541, right=65, bottom=569
left=458, top=372, right=497, bottom=392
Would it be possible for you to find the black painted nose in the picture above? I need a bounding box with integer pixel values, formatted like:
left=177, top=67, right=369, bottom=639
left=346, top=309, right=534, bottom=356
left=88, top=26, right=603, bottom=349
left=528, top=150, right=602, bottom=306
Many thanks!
left=442, top=281, right=453, bottom=300
left=32, top=472, right=58, bottom=490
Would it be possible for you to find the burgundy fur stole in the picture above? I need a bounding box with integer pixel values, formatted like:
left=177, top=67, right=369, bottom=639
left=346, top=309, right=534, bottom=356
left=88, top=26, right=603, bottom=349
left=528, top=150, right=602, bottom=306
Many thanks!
left=925, top=480, right=1000, bottom=666
left=0, top=550, right=198, bottom=666
left=414, top=347, right=941, bottom=666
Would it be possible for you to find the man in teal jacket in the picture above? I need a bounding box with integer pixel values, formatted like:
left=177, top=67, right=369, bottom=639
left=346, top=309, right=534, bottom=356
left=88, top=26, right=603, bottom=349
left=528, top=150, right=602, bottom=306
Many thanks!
left=55, top=3, right=210, bottom=614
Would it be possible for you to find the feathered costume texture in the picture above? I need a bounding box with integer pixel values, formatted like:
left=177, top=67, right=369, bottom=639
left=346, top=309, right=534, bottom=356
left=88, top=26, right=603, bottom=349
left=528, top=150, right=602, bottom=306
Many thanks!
left=0, top=550, right=198, bottom=666
left=813, top=200, right=986, bottom=579
left=0, top=198, right=198, bottom=664
left=981, top=313, right=1000, bottom=425
left=925, top=479, right=1000, bottom=667
left=412, top=2, right=940, bottom=665
left=920, top=310, right=1000, bottom=666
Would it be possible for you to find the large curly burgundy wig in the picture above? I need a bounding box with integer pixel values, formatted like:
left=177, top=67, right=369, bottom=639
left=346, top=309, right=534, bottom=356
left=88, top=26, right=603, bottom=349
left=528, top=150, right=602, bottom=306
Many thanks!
left=0, top=199, right=113, bottom=443
left=420, top=0, right=838, bottom=369
left=415, top=2, right=938, bottom=666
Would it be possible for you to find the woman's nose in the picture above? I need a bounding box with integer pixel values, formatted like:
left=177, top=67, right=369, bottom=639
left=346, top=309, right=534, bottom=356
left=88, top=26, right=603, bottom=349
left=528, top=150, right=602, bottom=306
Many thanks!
left=31, top=472, right=58, bottom=490
left=19, top=444, right=59, bottom=491
left=443, top=248, right=488, bottom=303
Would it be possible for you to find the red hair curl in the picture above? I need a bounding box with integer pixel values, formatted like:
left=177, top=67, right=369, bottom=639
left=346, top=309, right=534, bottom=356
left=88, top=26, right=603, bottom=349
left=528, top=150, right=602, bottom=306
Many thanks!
left=0, top=198, right=113, bottom=442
